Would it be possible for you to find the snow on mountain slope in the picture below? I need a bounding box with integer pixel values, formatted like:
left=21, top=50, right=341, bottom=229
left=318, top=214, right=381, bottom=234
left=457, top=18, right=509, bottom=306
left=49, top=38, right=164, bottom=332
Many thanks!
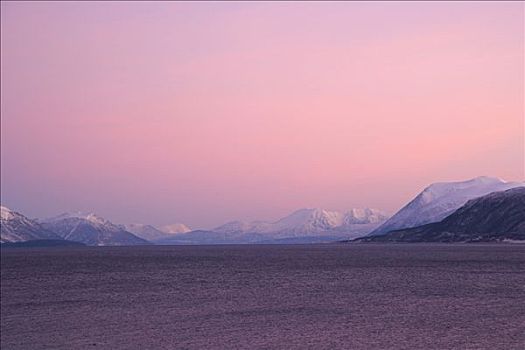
left=40, top=212, right=149, bottom=246
left=159, top=223, right=192, bottom=235
left=343, top=208, right=389, bottom=224
left=212, top=220, right=267, bottom=235
left=1, top=206, right=61, bottom=243
left=123, top=223, right=191, bottom=241
left=212, top=207, right=389, bottom=239
left=122, top=223, right=167, bottom=241
left=362, top=187, right=525, bottom=242
left=1, top=206, right=15, bottom=220
left=269, top=208, right=344, bottom=234
left=370, top=176, right=525, bottom=236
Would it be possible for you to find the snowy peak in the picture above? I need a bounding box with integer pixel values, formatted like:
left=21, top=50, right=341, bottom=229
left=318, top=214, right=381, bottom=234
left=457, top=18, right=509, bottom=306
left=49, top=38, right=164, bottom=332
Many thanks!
left=43, top=211, right=105, bottom=223
left=1, top=205, right=16, bottom=220
left=1, top=206, right=61, bottom=243
left=343, top=208, right=389, bottom=224
left=214, top=220, right=256, bottom=234
left=40, top=212, right=148, bottom=246
left=41, top=211, right=85, bottom=222
left=159, top=223, right=191, bottom=235
left=363, top=187, right=525, bottom=243
left=41, top=212, right=119, bottom=230
left=370, top=176, right=524, bottom=235
left=123, top=223, right=167, bottom=241
left=212, top=207, right=389, bottom=238
left=275, top=208, right=344, bottom=231
left=1, top=206, right=38, bottom=225
left=467, top=175, right=507, bottom=184
left=277, top=207, right=387, bottom=228
left=85, top=213, right=110, bottom=226
left=419, top=176, right=505, bottom=200
left=123, top=222, right=191, bottom=241
left=415, top=176, right=520, bottom=208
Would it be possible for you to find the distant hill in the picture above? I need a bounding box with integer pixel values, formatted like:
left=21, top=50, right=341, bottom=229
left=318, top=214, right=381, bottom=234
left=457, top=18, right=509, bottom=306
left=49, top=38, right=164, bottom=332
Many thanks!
left=359, top=187, right=525, bottom=243
left=370, top=176, right=524, bottom=236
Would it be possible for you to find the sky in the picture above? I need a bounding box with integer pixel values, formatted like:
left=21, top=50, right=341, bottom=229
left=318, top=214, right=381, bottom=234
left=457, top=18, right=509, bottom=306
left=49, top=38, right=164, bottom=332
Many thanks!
left=1, top=1, right=524, bottom=229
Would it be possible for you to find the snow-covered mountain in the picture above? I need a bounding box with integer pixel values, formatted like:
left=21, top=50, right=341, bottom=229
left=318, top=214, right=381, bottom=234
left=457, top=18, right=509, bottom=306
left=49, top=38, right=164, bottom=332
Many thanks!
left=40, top=212, right=149, bottom=246
left=1, top=206, right=61, bottom=243
left=213, top=208, right=388, bottom=239
left=343, top=208, right=389, bottom=225
left=157, top=207, right=388, bottom=245
left=159, top=223, right=191, bottom=235
left=122, top=223, right=167, bottom=241
left=266, top=208, right=345, bottom=236
left=123, top=222, right=191, bottom=241
left=361, top=187, right=525, bottom=243
left=370, top=176, right=525, bottom=236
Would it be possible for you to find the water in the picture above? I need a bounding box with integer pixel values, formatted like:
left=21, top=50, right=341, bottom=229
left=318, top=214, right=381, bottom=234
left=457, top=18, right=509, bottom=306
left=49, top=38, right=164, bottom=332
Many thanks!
left=1, top=244, right=524, bottom=349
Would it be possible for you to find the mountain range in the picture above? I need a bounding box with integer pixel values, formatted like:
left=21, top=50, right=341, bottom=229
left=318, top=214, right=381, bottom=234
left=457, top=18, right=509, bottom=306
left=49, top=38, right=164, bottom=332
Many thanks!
left=1, top=176, right=523, bottom=245
left=155, top=208, right=389, bottom=244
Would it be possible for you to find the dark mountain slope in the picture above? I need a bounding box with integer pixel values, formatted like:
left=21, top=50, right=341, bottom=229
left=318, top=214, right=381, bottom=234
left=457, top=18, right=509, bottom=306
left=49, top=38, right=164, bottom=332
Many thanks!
left=359, top=187, right=525, bottom=243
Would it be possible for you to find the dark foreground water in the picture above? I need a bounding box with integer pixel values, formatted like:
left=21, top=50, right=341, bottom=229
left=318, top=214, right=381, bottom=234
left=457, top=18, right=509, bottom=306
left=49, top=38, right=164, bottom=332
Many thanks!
left=1, top=244, right=524, bottom=350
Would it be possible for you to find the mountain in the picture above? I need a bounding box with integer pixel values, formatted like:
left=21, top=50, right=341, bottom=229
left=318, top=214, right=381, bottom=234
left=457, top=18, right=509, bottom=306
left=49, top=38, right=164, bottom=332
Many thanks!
left=343, top=208, right=388, bottom=224
left=268, top=208, right=345, bottom=234
left=122, top=223, right=168, bottom=241
left=359, top=187, right=525, bottom=243
left=40, top=212, right=149, bottom=246
left=157, top=208, right=388, bottom=244
left=214, top=208, right=387, bottom=237
left=370, top=176, right=524, bottom=236
left=1, top=206, right=61, bottom=243
left=123, top=222, right=191, bottom=241
left=159, top=223, right=191, bottom=234
left=253, top=208, right=388, bottom=238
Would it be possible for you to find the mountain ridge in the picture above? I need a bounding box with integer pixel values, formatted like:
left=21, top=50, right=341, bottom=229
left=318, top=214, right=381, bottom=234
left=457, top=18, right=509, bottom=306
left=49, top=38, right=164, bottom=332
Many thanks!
left=370, top=176, right=524, bottom=235
left=40, top=212, right=149, bottom=246
left=213, top=207, right=388, bottom=237
left=123, top=222, right=192, bottom=241
left=359, top=187, right=525, bottom=242
left=1, top=206, right=62, bottom=243
left=155, top=207, right=389, bottom=244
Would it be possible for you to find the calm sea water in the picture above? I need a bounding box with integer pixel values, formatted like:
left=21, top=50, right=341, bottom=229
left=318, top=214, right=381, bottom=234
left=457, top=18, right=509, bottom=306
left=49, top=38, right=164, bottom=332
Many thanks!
left=1, top=244, right=524, bottom=349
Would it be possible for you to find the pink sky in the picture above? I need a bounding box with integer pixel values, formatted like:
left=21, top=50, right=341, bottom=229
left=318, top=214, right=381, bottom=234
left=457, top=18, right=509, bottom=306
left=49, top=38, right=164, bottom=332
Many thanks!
left=1, top=1, right=523, bottom=229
